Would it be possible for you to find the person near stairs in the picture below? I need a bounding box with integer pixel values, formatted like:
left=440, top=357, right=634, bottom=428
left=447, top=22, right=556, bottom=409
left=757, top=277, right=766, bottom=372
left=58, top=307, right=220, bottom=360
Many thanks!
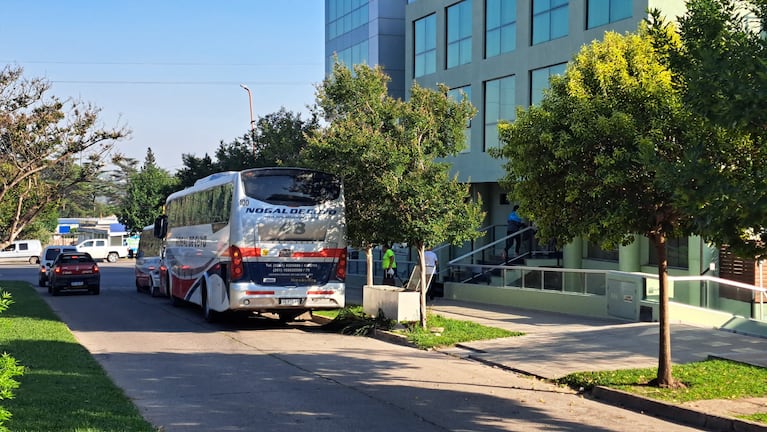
left=505, top=205, right=525, bottom=259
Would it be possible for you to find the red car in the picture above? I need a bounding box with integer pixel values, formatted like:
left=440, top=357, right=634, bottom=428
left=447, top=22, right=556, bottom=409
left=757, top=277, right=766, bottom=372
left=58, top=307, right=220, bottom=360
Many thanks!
left=48, top=251, right=101, bottom=296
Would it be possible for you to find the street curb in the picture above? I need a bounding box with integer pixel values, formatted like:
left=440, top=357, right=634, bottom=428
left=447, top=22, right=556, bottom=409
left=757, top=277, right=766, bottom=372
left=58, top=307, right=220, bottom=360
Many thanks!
left=591, top=386, right=767, bottom=432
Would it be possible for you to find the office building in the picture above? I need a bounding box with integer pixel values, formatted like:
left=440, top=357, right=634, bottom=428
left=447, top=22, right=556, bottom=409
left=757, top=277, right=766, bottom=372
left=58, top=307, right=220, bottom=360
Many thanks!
left=325, top=0, right=409, bottom=99
left=326, top=1, right=717, bottom=277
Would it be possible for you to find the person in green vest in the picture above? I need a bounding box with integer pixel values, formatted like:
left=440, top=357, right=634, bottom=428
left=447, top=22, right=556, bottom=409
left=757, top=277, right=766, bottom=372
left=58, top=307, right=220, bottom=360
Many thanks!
left=382, top=243, right=397, bottom=286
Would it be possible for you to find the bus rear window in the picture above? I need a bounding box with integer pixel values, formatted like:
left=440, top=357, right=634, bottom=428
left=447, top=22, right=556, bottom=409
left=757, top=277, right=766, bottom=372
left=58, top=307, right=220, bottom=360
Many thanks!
left=241, top=169, right=341, bottom=206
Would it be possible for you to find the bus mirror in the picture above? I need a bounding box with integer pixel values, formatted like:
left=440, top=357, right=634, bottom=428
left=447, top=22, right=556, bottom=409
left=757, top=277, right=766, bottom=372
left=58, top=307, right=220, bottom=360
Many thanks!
left=154, top=215, right=168, bottom=238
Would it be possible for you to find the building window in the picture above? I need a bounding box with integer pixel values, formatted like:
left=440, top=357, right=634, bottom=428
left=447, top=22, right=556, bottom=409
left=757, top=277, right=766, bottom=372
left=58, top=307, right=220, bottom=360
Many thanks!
left=448, top=86, right=472, bottom=153
left=587, top=0, right=632, bottom=29
left=484, top=75, right=515, bottom=151
left=486, top=0, right=516, bottom=57
left=649, top=237, right=689, bottom=269
left=447, top=0, right=472, bottom=68
left=530, top=63, right=566, bottom=105
left=327, top=0, right=369, bottom=40
left=532, top=0, right=568, bottom=45
left=332, top=40, right=369, bottom=70
left=415, top=14, right=437, bottom=77
left=587, top=243, right=619, bottom=261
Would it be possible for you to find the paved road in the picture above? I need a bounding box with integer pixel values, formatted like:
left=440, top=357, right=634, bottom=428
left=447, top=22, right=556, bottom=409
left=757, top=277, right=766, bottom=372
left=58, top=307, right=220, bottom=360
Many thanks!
left=0, top=262, right=702, bottom=431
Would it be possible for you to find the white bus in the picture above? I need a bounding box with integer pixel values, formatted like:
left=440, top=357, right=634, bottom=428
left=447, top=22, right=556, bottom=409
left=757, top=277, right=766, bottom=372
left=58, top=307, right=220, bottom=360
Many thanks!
left=154, top=167, right=346, bottom=322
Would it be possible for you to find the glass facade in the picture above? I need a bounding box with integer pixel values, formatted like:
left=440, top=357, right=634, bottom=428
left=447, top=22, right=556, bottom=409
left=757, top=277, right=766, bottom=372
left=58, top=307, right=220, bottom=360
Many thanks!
left=484, top=75, right=515, bottom=151
left=486, top=0, right=516, bottom=57
left=532, top=0, right=568, bottom=45
left=327, top=0, right=369, bottom=40
left=448, top=86, right=472, bottom=153
left=415, top=14, right=437, bottom=77
left=335, top=40, right=369, bottom=69
left=587, top=0, right=632, bottom=29
left=530, top=63, right=566, bottom=105
left=447, top=0, right=472, bottom=68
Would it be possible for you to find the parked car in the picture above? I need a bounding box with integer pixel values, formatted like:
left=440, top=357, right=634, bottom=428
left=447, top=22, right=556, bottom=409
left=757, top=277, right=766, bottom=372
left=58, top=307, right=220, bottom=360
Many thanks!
left=134, top=225, right=166, bottom=297
left=0, top=239, right=43, bottom=264
left=38, top=245, right=78, bottom=287
left=75, top=238, right=130, bottom=263
left=48, top=251, right=100, bottom=295
left=135, top=256, right=164, bottom=296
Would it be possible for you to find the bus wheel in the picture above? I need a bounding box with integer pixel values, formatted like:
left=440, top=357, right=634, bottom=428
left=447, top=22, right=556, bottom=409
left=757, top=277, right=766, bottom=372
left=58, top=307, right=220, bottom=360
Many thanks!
left=201, top=283, right=218, bottom=323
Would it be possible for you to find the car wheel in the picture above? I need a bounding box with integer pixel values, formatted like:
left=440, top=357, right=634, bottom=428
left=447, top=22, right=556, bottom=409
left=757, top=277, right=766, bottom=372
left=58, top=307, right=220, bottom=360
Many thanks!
left=38, top=278, right=45, bottom=287
left=51, top=285, right=60, bottom=296
left=107, top=252, right=118, bottom=263
left=47, top=284, right=52, bottom=294
left=90, top=285, right=100, bottom=295
left=149, top=279, right=159, bottom=297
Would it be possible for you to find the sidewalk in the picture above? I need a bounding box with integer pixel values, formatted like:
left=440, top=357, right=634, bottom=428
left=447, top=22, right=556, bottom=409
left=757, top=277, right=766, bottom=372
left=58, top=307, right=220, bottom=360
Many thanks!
left=346, top=286, right=767, bottom=431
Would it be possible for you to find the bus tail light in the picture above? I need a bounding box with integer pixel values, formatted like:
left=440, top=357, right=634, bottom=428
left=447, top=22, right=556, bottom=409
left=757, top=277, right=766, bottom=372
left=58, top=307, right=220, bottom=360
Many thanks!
left=335, top=248, right=347, bottom=281
left=230, top=245, right=245, bottom=281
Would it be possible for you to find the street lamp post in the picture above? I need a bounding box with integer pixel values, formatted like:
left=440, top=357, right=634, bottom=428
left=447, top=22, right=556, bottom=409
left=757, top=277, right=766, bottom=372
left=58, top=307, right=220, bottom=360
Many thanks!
left=239, top=84, right=256, bottom=155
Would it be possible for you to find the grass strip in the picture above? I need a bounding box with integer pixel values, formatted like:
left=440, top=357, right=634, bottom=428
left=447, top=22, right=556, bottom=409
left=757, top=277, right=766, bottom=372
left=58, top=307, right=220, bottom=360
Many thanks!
left=401, top=313, right=522, bottom=349
left=319, top=305, right=523, bottom=349
left=557, top=358, right=767, bottom=403
left=0, top=281, right=157, bottom=432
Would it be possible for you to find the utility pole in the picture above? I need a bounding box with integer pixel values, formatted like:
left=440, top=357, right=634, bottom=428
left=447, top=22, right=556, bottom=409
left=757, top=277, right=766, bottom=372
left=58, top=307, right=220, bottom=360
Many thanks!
left=239, top=84, right=256, bottom=155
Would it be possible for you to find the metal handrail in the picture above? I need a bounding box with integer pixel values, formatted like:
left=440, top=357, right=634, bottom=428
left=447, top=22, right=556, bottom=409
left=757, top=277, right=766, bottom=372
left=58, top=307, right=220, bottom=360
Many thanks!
left=448, top=226, right=534, bottom=265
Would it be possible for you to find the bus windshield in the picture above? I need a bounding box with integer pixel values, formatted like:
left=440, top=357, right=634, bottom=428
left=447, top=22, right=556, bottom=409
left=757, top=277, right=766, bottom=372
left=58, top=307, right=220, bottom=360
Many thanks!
left=241, top=168, right=341, bottom=206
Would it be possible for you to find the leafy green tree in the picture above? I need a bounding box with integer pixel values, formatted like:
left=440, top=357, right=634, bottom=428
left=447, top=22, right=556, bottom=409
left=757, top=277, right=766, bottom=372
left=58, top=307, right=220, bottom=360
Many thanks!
left=646, top=1, right=767, bottom=259
left=117, top=148, right=177, bottom=233
left=175, top=153, right=218, bottom=190
left=253, top=108, right=319, bottom=167
left=0, top=65, right=129, bottom=248
left=59, top=157, right=133, bottom=218
left=0, top=292, right=23, bottom=432
left=175, top=108, right=319, bottom=189
left=492, top=30, right=721, bottom=387
left=305, top=62, right=484, bottom=327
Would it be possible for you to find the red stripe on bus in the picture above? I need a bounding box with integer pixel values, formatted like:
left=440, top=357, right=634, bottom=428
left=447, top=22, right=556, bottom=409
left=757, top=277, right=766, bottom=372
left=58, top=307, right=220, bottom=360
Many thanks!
left=234, top=248, right=346, bottom=258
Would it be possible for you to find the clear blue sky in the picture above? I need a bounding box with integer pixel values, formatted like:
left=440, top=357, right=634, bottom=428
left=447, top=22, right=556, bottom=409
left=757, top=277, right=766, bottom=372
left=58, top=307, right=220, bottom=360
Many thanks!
left=2, top=0, right=325, bottom=173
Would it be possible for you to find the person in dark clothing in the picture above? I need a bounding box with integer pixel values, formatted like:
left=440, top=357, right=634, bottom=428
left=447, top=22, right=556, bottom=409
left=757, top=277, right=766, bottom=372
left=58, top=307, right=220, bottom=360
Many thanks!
left=504, top=205, right=525, bottom=258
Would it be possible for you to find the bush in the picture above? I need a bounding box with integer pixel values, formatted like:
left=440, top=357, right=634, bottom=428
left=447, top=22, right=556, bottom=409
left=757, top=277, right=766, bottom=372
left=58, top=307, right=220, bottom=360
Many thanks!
left=0, top=292, right=23, bottom=432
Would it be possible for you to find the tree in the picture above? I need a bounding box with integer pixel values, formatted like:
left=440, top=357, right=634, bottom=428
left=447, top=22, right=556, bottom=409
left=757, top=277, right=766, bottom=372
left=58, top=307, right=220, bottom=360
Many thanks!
left=646, top=1, right=767, bottom=260
left=0, top=65, right=129, bottom=247
left=117, top=148, right=177, bottom=233
left=492, top=30, right=720, bottom=387
left=252, top=108, right=319, bottom=168
left=175, top=108, right=319, bottom=189
left=304, top=62, right=484, bottom=328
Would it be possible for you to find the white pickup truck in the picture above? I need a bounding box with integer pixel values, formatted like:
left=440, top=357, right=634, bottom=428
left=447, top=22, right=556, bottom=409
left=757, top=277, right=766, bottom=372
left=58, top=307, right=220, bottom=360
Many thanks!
left=76, top=239, right=130, bottom=263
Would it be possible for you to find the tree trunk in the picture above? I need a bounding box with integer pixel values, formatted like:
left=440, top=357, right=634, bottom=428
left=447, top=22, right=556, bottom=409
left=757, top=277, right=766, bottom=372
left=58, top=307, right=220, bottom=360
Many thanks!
left=417, top=243, right=428, bottom=329
left=365, top=247, right=374, bottom=287
left=655, top=233, right=674, bottom=387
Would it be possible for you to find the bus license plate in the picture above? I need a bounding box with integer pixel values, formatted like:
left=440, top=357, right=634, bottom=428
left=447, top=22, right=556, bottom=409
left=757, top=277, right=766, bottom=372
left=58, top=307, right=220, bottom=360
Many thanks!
left=280, top=298, right=302, bottom=306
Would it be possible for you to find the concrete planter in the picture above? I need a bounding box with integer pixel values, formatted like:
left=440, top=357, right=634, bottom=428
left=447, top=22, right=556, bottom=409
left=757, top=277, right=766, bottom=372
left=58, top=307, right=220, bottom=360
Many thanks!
left=363, top=285, right=420, bottom=322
